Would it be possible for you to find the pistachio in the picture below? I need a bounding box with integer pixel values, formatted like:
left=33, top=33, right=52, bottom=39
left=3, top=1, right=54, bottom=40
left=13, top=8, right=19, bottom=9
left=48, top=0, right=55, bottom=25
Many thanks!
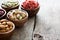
left=17, top=14, right=20, bottom=18
left=19, top=16, right=22, bottom=20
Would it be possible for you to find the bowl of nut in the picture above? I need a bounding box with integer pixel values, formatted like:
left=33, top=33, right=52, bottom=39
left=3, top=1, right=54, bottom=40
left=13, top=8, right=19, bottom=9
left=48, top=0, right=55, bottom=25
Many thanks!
left=7, top=9, right=28, bottom=27
left=0, top=19, right=15, bottom=40
left=1, top=1, right=19, bottom=12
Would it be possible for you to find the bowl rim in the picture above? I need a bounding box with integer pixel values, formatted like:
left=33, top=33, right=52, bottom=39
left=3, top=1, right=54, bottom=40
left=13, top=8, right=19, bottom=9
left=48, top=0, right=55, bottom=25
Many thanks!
left=0, top=9, right=6, bottom=19
left=7, top=9, right=28, bottom=22
left=0, top=20, right=15, bottom=34
left=21, top=5, right=40, bottom=11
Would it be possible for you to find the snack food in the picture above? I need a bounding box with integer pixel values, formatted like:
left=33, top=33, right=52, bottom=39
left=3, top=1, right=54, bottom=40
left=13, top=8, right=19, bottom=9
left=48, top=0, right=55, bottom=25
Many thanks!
left=21, top=0, right=39, bottom=10
left=0, top=19, right=14, bottom=32
left=21, top=0, right=40, bottom=17
left=7, top=9, right=28, bottom=27
left=8, top=9, right=27, bottom=21
left=1, top=1, right=19, bottom=11
left=0, top=19, right=15, bottom=40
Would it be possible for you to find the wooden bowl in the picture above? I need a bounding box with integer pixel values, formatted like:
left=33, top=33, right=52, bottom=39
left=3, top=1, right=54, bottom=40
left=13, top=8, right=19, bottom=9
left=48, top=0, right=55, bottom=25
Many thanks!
left=7, top=9, right=28, bottom=27
left=2, top=6, right=19, bottom=12
left=21, top=6, right=40, bottom=17
left=1, top=1, right=19, bottom=12
left=0, top=9, right=6, bottom=19
left=0, top=19, right=15, bottom=40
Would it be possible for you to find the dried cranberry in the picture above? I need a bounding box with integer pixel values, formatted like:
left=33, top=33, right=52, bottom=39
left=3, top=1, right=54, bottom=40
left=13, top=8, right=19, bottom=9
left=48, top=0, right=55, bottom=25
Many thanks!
left=22, top=0, right=39, bottom=10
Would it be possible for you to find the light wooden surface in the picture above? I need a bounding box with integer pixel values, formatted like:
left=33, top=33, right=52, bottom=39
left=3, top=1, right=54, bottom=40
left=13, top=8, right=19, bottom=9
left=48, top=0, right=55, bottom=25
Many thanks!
left=0, top=0, right=60, bottom=40
left=33, top=0, right=60, bottom=40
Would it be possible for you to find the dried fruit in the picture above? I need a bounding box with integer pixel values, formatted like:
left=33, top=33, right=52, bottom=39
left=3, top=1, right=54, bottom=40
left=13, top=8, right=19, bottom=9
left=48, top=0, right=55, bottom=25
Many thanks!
left=22, top=0, right=39, bottom=10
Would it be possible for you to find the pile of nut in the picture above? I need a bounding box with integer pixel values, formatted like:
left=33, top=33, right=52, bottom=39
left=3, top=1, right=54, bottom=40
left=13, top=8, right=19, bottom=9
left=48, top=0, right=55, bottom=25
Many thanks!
left=2, top=1, right=19, bottom=8
left=0, top=19, right=13, bottom=32
left=8, top=9, right=27, bottom=21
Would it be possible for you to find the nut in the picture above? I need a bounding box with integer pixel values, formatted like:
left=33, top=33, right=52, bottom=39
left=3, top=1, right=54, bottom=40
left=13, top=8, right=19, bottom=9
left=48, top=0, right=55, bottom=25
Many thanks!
left=2, top=22, right=7, bottom=25
left=0, top=19, right=8, bottom=22
left=7, top=21, right=13, bottom=26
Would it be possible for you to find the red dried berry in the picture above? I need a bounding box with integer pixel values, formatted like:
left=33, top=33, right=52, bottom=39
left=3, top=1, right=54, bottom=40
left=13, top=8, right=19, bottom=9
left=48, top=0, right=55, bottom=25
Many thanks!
left=22, top=0, right=39, bottom=10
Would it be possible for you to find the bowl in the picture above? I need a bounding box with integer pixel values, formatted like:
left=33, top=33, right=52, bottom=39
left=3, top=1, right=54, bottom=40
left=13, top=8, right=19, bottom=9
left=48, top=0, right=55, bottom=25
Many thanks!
left=0, top=19, right=15, bottom=40
left=1, top=1, right=19, bottom=12
left=21, top=0, right=40, bottom=17
left=21, top=6, right=40, bottom=17
left=0, top=9, right=6, bottom=19
left=7, top=9, right=28, bottom=27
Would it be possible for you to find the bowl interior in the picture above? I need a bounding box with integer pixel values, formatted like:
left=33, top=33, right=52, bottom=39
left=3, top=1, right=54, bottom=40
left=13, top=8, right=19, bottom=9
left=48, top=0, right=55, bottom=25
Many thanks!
left=21, top=5, right=40, bottom=11
left=0, top=9, right=6, bottom=19
left=7, top=9, right=28, bottom=21
left=0, top=22, right=15, bottom=34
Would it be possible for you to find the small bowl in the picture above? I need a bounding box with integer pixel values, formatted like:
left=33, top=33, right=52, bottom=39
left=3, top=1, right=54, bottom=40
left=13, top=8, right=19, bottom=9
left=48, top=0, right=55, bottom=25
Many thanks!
left=0, top=9, right=6, bottom=19
left=0, top=19, right=15, bottom=40
left=7, top=9, right=28, bottom=27
left=1, top=1, right=19, bottom=12
left=21, top=5, right=40, bottom=17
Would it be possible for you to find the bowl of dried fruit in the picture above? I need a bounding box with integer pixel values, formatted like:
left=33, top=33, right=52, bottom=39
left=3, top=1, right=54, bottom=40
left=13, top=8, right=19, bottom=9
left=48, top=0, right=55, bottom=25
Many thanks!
left=7, top=9, right=28, bottom=27
left=0, top=9, right=6, bottom=19
left=0, top=19, right=15, bottom=40
left=1, top=1, right=19, bottom=11
left=21, top=0, right=40, bottom=17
